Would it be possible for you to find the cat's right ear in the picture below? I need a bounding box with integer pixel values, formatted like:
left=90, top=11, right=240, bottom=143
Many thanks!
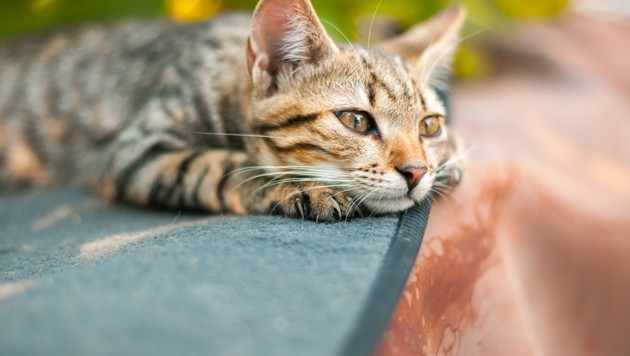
left=247, top=0, right=338, bottom=97
left=378, top=5, right=466, bottom=88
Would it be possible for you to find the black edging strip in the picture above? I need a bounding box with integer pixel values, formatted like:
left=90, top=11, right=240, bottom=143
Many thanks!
left=339, top=198, right=432, bottom=356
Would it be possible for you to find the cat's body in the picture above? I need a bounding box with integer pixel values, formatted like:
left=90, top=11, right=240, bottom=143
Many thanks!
left=0, top=14, right=252, bottom=198
left=0, top=0, right=465, bottom=221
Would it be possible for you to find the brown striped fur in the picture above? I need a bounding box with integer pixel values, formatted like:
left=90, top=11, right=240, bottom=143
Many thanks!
left=0, top=0, right=466, bottom=222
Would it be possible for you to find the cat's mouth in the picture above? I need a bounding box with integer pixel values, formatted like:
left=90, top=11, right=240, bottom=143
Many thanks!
left=361, top=195, right=416, bottom=214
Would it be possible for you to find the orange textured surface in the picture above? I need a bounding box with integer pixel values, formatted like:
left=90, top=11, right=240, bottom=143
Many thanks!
left=376, top=12, right=630, bottom=355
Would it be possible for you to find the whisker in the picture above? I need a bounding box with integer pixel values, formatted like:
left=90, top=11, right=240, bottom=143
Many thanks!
left=321, top=18, right=355, bottom=51
left=353, top=187, right=378, bottom=214
left=230, top=171, right=296, bottom=191
left=366, top=0, right=383, bottom=52
left=436, top=143, right=475, bottom=173
left=233, top=170, right=349, bottom=191
left=431, top=181, right=462, bottom=205
left=418, top=12, right=444, bottom=86
left=232, top=165, right=352, bottom=174
left=331, top=186, right=369, bottom=221
left=430, top=186, right=450, bottom=204
left=230, top=167, right=347, bottom=180
left=257, top=182, right=355, bottom=198
left=346, top=190, right=367, bottom=217
left=422, top=28, right=489, bottom=87
left=256, top=178, right=354, bottom=192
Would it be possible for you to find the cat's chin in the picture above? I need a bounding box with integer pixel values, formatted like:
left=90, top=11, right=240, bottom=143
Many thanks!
left=362, top=196, right=417, bottom=214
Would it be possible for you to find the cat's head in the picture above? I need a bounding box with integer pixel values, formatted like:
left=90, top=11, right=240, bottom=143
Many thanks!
left=245, top=0, right=466, bottom=214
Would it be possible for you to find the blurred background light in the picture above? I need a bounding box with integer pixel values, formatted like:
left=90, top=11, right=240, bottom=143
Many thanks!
left=166, top=0, right=221, bottom=21
left=0, top=0, right=575, bottom=80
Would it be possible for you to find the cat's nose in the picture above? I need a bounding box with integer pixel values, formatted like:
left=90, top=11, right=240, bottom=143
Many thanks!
left=396, top=165, right=427, bottom=190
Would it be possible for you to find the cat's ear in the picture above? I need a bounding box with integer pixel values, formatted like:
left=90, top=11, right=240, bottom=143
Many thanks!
left=378, top=5, right=466, bottom=87
left=247, top=0, right=338, bottom=96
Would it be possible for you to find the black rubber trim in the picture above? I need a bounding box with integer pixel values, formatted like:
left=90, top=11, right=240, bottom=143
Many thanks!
left=339, top=198, right=432, bottom=355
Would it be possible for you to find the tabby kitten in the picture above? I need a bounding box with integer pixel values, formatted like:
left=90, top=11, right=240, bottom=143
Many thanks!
left=0, top=0, right=465, bottom=222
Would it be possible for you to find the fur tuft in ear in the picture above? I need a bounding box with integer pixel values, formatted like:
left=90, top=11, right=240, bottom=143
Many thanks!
left=247, top=0, right=338, bottom=96
left=378, top=5, right=466, bottom=89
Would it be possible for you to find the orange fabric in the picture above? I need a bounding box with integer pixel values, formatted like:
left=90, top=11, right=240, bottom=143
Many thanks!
left=377, top=13, right=630, bottom=355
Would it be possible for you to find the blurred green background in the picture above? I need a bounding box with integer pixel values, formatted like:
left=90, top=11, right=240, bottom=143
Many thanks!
left=0, top=0, right=570, bottom=77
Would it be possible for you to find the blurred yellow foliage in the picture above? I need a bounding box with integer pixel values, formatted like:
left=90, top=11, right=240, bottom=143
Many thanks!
left=166, top=0, right=221, bottom=21
left=1, top=0, right=572, bottom=80
left=454, top=44, right=489, bottom=79
left=31, top=0, right=56, bottom=12
left=493, top=0, right=569, bottom=18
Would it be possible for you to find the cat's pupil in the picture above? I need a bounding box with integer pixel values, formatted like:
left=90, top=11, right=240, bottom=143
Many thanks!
left=354, top=116, right=363, bottom=129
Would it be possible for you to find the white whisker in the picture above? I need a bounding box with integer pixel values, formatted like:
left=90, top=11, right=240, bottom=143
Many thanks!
left=232, top=165, right=351, bottom=174
left=430, top=185, right=451, bottom=205
left=436, top=142, right=475, bottom=173
left=353, top=187, right=379, bottom=214
left=366, top=0, right=383, bottom=52
left=320, top=19, right=354, bottom=51
left=254, top=180, right=355, bottom=198
left=232, top=170, right=347, bottom=191
left=422, top=28, right=489, bottom=86
left=257, top=178, right=353, bottom=192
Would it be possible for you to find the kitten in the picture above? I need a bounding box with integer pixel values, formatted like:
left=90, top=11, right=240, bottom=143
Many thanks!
left=0, top=0, right=465, bottom=222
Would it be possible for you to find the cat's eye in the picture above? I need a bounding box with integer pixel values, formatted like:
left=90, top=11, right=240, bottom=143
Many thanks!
left=419, top=115, right=442, bottom=137
left=335, top=110, right=377, bottom=134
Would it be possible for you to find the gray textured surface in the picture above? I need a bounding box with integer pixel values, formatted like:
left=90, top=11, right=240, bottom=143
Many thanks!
left=0, top=187, right=400, bottom=355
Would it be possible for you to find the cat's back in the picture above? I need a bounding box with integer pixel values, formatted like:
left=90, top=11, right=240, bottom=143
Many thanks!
left=0, top=12, right=251, bottom=115
left=0, top=13, right=252, bottom=188
left=0, top=12, right=251, bottom=134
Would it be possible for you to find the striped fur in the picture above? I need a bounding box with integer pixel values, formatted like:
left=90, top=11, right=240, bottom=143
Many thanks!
left=0, top=0, right=466, bottom=222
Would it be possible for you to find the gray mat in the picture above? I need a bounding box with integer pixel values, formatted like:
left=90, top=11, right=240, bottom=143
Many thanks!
left=0, top=187, right=402, bottom=355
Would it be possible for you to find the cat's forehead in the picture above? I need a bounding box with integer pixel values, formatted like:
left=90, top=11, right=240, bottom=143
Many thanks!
left=352, top=47, right=446, bottom=113
left=295, top=47, right=445, bottom=120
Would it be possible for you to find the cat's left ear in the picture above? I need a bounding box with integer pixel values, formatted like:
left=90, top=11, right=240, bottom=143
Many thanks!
left=247, top=0, right=338, bottom=96
left=378, top=5, right=466, bottom=87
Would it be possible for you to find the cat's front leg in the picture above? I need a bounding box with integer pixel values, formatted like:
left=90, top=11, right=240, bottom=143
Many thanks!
left=96, top=145, right=253, bottom=213
left=96, top=143, right=362, bottom=220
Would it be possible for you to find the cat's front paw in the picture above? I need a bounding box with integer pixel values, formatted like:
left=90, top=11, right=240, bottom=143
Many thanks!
left=435, top=165, right=463, bottom=188
left=434, top=135, right=466, bottom=190
left=272, top=184, right=363, bottom=222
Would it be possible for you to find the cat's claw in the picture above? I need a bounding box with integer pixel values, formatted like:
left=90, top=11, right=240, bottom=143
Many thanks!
left=329, top=196, right=342, bottom=220
left=355, top=205, right=365, bottom=218
left=294, top=197, right=306, bottom=220
left=344, top=196, right=365, bottom=218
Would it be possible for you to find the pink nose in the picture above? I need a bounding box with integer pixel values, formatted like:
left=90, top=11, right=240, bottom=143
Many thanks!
left=397, top=165, right=427, bottom=190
